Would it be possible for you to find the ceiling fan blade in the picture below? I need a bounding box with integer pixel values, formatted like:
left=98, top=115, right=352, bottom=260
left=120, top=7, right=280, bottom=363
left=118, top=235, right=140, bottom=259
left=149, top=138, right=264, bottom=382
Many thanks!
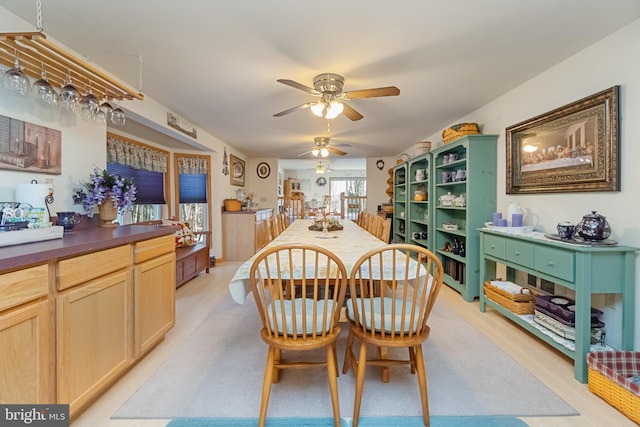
left=328, top=146, right=347, bottom=156
left=273, top=102, right=315, bottom=117
left=343, top=86, right=400, bottom=99
left=276, top=79, right=321, bottom=95
left=297, top=149, right=313, bottom=157
left=341, top=102, right=364, bottom=121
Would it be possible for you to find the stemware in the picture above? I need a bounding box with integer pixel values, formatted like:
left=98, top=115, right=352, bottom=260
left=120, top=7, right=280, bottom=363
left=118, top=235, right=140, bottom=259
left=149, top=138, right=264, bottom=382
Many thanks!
left=111, top=103, right=126, bottom=126
left=79, top=87, right=100, bottom=121
left=59, top=74, right=80, bottom=112
left=96, top=97, right=113, bottom=125
left=32, top=68, right=58, bottom=106
left=3, top=56, right=30, bottom=96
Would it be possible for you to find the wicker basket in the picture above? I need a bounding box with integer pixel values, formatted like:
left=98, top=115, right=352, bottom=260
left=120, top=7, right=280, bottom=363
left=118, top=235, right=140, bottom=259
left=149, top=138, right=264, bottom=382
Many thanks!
left=442, top=123, right=480, bottom=144
left=484, top=281, right=535, bottom=315
left=587, top=351, right=640, bottom=424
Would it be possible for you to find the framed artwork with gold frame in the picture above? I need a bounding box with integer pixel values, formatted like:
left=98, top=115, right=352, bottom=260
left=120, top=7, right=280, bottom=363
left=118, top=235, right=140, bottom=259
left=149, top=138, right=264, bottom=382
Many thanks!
left=230, top=154, right=245, bottom=186
left=506, top=86, right=619, bottom=194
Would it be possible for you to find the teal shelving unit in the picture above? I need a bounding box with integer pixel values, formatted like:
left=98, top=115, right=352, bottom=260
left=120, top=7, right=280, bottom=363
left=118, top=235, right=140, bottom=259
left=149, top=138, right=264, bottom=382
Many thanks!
left=407, top=153, right=430, bottom=250
left=392, top=163, right=408, bottom=243
left=431, top=134, right=498, bottom=301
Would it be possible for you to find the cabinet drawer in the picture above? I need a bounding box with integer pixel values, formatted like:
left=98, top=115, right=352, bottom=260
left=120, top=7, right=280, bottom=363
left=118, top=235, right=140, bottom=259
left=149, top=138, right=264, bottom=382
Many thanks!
left=57, top=245, right=131, bottom=290
left=534, top=246, right=575, bottom=282
left=0, top=264, right=49, bottom=313
left=483, top=234, right=505, bottom=259
left=505, top=239, right=534, bottom=269
left=134, top=235, right=175, bottom=264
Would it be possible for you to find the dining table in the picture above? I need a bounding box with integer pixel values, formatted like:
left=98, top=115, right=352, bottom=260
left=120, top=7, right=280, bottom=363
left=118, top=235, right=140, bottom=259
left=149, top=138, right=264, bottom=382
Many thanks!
left=228, top=218, right=389, bottom=304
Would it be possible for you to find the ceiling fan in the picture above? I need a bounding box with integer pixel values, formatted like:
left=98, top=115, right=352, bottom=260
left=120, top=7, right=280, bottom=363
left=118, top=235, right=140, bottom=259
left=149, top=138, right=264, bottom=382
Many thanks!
left=308, top=160, right=333, bottom=174
left=298, top=136, right=347, bottom=158
left=273, top=73, right=400, bottom=121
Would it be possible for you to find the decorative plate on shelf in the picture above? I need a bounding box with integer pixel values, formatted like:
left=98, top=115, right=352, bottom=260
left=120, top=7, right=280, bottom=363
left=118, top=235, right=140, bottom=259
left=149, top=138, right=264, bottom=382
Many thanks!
left=316, top=177, right=326, bottom=186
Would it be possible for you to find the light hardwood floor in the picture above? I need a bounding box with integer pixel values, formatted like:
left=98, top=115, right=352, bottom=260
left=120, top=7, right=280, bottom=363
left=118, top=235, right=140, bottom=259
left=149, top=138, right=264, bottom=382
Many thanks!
left=71, top=262, right=636, bottom=427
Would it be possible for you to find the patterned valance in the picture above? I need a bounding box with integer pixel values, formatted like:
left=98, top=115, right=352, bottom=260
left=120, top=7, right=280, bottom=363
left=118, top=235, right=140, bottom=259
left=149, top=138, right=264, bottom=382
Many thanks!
left=177, top=155, right=209, bottom=175
left=107, top=135, right=168, bottom=173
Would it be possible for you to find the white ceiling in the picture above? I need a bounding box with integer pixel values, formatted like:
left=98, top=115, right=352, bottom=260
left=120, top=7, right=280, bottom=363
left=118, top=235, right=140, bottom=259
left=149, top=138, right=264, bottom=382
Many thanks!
left=2, top=1, right=640, bottom=169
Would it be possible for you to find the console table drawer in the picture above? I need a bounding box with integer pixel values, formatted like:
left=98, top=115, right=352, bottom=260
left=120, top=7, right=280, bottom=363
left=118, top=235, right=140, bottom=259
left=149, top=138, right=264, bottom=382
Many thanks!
left=505, top=239, right=534, bottom=269
left=534, top=246, right=574, bottom=282
left=483, top=234, right=505, bottom=259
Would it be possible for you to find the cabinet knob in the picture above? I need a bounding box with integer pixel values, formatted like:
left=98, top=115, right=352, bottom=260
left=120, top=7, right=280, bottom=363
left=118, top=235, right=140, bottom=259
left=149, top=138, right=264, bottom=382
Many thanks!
left=547, top=261, right=554, bottom=266
left=514, top=251, right=520, bottom=256
left=490, top=245, right=496, bottom=249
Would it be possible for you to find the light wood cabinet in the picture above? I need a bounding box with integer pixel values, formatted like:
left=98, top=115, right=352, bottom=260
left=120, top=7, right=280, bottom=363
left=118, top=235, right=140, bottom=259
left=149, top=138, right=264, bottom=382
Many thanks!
left=0, top=226, right=177, bottom=419
left=0, top=264, right=52, bottom=404
left=56, top=268, right=132, bottom=415
left=284, top=178, right=302, bottom=198
left=133, top=235, right=176, bottom=358
left=222, top=209, right=273, bottom=261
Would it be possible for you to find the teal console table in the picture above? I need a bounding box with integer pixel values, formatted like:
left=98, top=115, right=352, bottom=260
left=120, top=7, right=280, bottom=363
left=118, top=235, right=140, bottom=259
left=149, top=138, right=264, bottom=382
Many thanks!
left=478, top=229, right=636, bottom=382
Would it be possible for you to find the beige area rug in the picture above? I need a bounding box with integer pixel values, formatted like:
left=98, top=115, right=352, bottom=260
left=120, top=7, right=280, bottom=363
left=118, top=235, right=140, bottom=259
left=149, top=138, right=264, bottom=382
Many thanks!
left=114, top=293, right=577, bottom=419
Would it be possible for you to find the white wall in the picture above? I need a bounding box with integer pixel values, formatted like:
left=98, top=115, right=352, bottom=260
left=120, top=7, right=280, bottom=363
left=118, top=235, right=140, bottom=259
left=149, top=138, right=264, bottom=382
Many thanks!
left=408, top=18, right=640, bottom=350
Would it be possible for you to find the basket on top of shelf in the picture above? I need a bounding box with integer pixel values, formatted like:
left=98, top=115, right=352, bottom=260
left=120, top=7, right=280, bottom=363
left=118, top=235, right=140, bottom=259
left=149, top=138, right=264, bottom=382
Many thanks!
left=587, top=351, right=640, bottom=424
left=484, top=280, right=535, bottom=315
left=442, top=123, right=480, bottom=144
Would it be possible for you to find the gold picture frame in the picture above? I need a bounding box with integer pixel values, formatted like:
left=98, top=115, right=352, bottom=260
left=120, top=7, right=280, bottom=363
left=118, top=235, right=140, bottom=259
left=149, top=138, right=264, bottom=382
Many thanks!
left=230, top=154, right=245, bottom=186
left=506, top=86, right=619, bottom=194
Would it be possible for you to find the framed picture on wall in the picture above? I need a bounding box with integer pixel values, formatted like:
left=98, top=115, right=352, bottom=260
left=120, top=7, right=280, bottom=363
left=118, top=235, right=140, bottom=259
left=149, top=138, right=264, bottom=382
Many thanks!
left=230, top=154, right=245, bottom=186
left=506, top=86, right=620, bottom=194
left=257, top=161, right=270, bottom=179
left=0, top=115, right=62, bottom=175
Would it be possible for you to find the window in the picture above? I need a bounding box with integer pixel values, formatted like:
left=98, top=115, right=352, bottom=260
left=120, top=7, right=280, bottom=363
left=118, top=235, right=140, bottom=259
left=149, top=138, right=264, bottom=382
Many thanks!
left=107, top=161, right=166, bottom=223
left=175, top=154, right=211, bottom=233
left=329, top=177, right=367, bottom=219
left=106, top=133, right=169, bottom=223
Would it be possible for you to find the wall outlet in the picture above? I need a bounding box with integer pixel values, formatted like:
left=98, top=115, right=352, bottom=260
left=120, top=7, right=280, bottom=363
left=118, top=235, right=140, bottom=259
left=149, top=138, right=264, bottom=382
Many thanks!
left=605, top=293, right=616, bottom=309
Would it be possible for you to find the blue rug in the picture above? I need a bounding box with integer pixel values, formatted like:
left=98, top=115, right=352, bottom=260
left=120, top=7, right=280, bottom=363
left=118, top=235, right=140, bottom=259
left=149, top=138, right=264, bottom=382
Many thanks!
left=167, top=416, right=527, bottom=426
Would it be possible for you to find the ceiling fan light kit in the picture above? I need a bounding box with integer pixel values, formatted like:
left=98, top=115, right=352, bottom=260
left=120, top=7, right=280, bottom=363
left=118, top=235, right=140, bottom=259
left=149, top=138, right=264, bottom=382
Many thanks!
left=274, top=72, right=399, bottom=121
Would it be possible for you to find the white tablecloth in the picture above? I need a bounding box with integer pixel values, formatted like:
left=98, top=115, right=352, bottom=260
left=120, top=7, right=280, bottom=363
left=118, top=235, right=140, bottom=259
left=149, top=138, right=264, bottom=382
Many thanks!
left=229, top=219, right=388, bottom=303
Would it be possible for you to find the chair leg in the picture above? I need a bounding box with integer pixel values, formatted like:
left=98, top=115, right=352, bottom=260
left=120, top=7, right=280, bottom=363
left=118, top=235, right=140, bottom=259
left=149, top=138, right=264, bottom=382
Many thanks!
left=414, top=345, right=430, bottom=427
left=352, top=340, right=368, bottom=427
left=332, top=342, right=340, bottom=378
left=378, top=346, right=390, bottom=383
left=272, top=348, right=281, bottom=383
left=259, top=347, right=276, bottom=427
left=342, top=329, right=355, bottom=374
left=326, top=345, right=341, bottom=426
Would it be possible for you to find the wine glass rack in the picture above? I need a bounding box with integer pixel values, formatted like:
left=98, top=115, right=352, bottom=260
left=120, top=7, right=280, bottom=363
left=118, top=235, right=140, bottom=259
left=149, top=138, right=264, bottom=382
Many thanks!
left=0, top=32, right=143, bottom=102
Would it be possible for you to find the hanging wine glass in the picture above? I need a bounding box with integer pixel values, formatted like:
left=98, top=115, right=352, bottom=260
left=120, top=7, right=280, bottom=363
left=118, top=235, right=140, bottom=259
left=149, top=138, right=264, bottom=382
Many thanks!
left=96, top=95, right=113, bottom=125
left=79, top=84, right=99, bottom=121
left=59, top=72, right=80, bottom=112
left=32, top=67, right=58, bottom=107
left=3, top=54, right=30, bottom=96
left=111, top=101, right=126, bottom=126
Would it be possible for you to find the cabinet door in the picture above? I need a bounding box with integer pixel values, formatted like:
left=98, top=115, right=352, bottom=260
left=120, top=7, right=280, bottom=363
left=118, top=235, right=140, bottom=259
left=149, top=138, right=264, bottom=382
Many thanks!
left=56, top=270, right=132, bottom=416
left=134, top=252, right=176, bottom=358
left=0, top=300, right=52, bottom=403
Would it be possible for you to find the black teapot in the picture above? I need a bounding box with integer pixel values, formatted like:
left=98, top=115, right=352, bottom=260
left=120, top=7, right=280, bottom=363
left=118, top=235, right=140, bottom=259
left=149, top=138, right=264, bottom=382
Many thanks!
left=575, top=211, right=611, bottom=241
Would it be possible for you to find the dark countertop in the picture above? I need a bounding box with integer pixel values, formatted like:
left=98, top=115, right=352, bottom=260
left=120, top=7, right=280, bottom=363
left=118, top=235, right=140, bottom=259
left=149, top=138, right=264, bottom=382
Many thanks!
left=0, top=224, right=178, bottom=272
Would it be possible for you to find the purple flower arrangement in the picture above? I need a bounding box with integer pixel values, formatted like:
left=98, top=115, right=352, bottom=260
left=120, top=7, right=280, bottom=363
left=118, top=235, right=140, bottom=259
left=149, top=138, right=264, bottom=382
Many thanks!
left=81, top=168, right=137, bottom=217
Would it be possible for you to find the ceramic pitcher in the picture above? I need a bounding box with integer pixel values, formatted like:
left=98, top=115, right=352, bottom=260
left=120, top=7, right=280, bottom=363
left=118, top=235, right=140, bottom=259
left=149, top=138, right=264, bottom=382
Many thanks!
left=507, top=202, right=527, bottom=225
